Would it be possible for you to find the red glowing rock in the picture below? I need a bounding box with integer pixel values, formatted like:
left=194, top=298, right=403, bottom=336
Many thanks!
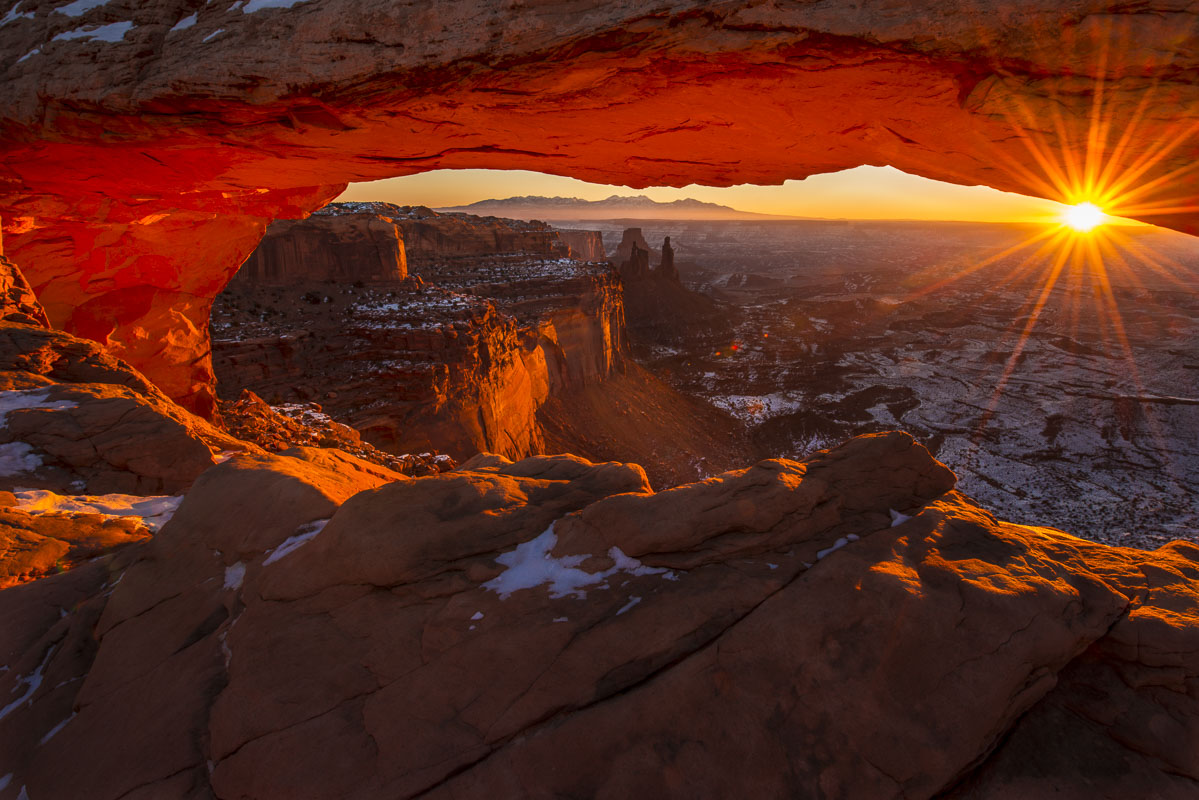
left=1, top=2, right=1195, bottom=407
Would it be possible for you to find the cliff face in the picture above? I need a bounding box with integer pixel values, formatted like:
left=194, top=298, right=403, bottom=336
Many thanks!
left=212, top=256, right=627, bottom=462
left=335, top=203, right=569, bottom=261
left=231, top=212, right=407, bottom=287
left=556, top=229, right=607, bottom=261
left=2, top=2, right=1195, bottom=410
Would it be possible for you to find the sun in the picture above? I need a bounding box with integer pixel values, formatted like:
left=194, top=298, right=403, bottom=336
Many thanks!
left=1063, top=202, right=1105, bottom=232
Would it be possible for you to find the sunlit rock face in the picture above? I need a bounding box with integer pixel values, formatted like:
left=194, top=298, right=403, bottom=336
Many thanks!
left=2, top=0, right=1197, bottom=408
left=232, top=210, right=408, bottom=287
left=1, top=431, right=1196, bottom=797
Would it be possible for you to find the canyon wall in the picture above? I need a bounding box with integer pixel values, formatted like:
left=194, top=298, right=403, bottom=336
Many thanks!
left=556, top=229, right=607, bottom=262
left=230, top=211, right=407, bottom=288
left=2, top=1, right=1196, bottom=409
left=334, top=203, right=569, bottom=261
left=213, top=248, right=627, bottom=462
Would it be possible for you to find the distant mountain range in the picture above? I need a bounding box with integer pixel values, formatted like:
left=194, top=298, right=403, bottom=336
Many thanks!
left=437, top=194, right=808, bottom=221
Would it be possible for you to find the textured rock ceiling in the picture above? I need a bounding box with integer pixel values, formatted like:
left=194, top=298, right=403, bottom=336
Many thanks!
left=1, top=0, right=1197, bottom=412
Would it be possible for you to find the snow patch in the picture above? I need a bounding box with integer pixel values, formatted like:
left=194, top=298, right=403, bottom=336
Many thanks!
left=483, top=523, right=671, bottom=600
left=0, top=442, right=41, bottom=475
left=52, top=19, right=133, bottom=41
left=241, top=0, right=312, bottom=11
left=0, top=644, right=55, bottom=721
left=14, top=490, right=183, bottom=531
left=470, top=611, right=483, bottom=621
left=53, top=0, right=109, bottom=15
left=889, top=509, right=912, bottom=527
left=38, top=712, right=75, bottom=744
left=552, top=616, right=568, bottom=623
left=16, top=47, right=39, bottom=61
left=223, top=562, right=245, bottom=591
left=709, top=392, right=803, bottom=424
left=2, top=3, right=33, bottom=25
left=0, top=389, right=77, bottom=425
left=201, top=27, right=223, bottom=42
left=615, top=596, right=641, bottom=615
left=0, top=774, right=10, bottom=791
left=169, top=12, right=196, bottom=31
left=816, top=533, right=860, bottom=561
left=263, top=519, right=328, bottom=565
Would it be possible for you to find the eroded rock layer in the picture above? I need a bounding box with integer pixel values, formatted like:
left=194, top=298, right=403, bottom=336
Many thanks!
left=3, top=0, right=1197, bottom=406
left=0, top=432, right=1195, bottom=799
left=213, top=253, right=628, bottom=462
left=231, top=210, right=407, bottom=287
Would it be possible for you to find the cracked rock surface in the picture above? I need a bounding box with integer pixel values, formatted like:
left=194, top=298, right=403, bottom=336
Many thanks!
left=0, top=430, right=1195, bottom=799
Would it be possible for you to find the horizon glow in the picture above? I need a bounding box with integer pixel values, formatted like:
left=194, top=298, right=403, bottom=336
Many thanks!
left=335, top=165, right=1139, bottom=225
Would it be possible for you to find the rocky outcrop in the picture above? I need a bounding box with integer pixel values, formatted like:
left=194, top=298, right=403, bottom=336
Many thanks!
left=0, top=431, right=1195, bottom=798
left=556, top=229, right=606, bottom=261
left=0, top=256, right=49, bottom=329
left=656, top=235, right=679, bottom=281
left=614, top=227, right=652, bottom=265
left=213, top=254, right=628, bottom=462
left=4, top=3, right=1194, bottom=407
left=231, top=211, right=407, bottom=287
left=329, top=203, right=569, bottom=262
left=220, top=389, right=456, bottom=476
left=0, top=499, right=152, bottom=589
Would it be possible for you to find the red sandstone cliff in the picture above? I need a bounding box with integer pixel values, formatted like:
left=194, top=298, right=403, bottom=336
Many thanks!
left=212, top=257, right=630, bottom=463
left=231, top=211, right=407, bottom=287
left=556, top=229, right=607, bottom=261
left=334, top=203, right=569, bottom=261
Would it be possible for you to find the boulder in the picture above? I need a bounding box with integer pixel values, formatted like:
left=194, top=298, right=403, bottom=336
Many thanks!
left=0, top=373, right=223, bottom=495
left=0, top=504, right=151, bottom=588
left=0, top=256, right=49, bottom=329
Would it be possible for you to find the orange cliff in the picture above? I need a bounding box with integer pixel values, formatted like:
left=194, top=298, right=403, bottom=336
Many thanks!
left=3, top=1, right=1198, bottom=411
left=212, top=205, right=626, bottom=462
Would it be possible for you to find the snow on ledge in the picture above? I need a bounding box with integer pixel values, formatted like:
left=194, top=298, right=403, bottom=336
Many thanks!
left=816, top=533, right=859, bottom=561
left=1, top=3, right=34, bottom=25
left=483, top=522, right=674, bottom=601
left=0, top=389, right=77, bottom=425
left=53, top=0, right=110, bottom=16
left=263, top=519, right=329, bottom=566
left=52, top=20, right=134, bottom=41
left=238, top=0, right=313, bottom=12
left=15, top=490, right=183, bottom=532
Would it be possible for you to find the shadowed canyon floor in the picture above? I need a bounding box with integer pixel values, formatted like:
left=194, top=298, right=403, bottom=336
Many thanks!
left=576, top=219, right=1199, bottom=549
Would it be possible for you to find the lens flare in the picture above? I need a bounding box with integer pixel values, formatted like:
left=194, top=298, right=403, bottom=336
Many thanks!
left=1064, top=202, right=1104, bottom=231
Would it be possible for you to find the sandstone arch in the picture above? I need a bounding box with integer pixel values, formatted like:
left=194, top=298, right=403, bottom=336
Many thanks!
left=2, top=0, right=1197, bottom=412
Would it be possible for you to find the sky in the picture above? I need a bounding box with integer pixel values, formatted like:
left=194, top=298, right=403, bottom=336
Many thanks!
left=335, top=165, right=1128, bottom=225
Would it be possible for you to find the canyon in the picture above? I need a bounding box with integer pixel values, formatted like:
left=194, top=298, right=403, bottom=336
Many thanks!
left=213, top=204, right=745, bottom=488
left=0, top=2, right=1197, bottom=798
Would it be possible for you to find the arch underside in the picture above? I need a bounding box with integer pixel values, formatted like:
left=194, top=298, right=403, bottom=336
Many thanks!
left=1, top=0, right=1196, bottom=411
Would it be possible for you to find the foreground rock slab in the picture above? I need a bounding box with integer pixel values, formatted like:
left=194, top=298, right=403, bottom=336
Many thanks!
left=0, top=432, right=1195, bottom=799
